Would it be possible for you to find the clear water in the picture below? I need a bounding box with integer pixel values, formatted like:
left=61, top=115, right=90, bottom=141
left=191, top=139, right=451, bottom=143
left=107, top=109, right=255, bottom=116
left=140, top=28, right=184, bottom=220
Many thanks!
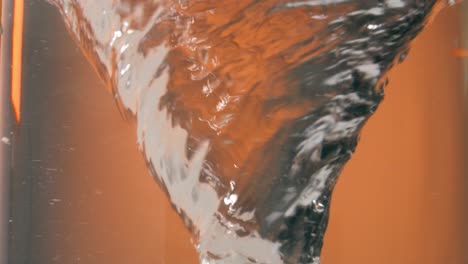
left=44, top=0, right=455, bottom=263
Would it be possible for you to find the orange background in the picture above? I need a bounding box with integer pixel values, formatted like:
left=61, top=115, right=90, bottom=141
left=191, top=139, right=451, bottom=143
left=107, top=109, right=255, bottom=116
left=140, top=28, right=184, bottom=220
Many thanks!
left=7, top=1, right=467, bottom=263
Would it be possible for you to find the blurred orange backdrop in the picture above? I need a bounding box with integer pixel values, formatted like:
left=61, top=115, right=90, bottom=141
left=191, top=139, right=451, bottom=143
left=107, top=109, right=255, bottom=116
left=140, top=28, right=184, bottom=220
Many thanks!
left=5, top=1, right=467, bottom=264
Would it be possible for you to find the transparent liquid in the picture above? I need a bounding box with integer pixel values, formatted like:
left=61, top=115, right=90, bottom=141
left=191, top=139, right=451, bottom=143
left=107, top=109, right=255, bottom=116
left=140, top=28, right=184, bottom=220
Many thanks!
left=2, top=0, right=466, bottom=263
left=46, top=0, right=459, bottom=263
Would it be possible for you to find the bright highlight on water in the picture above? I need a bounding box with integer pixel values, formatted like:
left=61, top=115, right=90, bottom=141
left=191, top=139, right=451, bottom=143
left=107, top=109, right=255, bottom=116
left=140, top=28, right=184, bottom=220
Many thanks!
left=46, top=0, right=458, bottom=263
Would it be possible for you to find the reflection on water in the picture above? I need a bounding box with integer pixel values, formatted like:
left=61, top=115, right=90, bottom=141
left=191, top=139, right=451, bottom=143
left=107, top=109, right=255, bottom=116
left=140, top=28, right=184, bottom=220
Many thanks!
left=2, top=0, right=466, bottom=263
left=45, top=0, right=460, bottom=263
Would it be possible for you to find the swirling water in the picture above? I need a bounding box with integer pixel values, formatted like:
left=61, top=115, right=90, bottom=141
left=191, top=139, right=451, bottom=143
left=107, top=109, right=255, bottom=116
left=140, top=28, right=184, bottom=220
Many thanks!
left=46, top=0, right=454, bottom=263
